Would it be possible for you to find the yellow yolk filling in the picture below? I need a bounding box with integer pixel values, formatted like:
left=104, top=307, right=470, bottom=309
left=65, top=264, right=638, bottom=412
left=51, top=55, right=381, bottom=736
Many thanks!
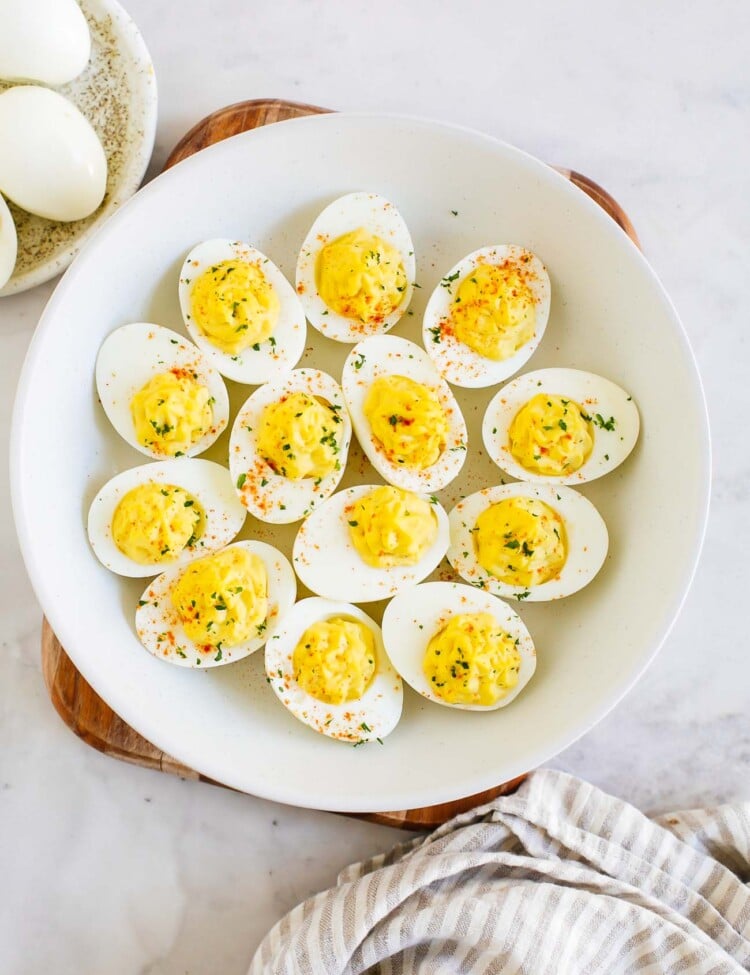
left=474, top=497, right=567, bottom=588
left=450, top=262, right=536, bottom=361
left=315, top=228, right=407, bottom=325
left=131, top=370, right=213, bottom=456
left=112, top=483, right=203, bottom=565
left=423, top=612, right=521, bottom=707
left=509, top=394, right=594, bottom=476
left=363, top=374, right=448, bottom=470
left=257, top=391, right=342, bottom=479
left=347, top=486, right=438, bottom=568
left=190, top=259, right=280, bottom=355
left=293, top=617, right=376, bottom=705
left=171, top=547, right=267, bottom=649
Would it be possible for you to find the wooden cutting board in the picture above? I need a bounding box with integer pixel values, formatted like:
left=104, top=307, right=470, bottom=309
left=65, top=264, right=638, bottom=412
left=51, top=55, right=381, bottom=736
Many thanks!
left=41, top=98, right=640, bottom=830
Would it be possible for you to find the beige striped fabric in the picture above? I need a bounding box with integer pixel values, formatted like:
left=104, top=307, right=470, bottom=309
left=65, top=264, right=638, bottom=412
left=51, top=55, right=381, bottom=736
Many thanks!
left=250, top=771, right=750, bottom=974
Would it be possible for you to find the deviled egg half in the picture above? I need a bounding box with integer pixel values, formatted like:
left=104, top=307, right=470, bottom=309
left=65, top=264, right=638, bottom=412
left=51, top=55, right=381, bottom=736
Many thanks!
left=136, top=540, right=296, bottom=668
left=96, top=323, right=229, bottom=459
left=296, top=192, right=415, bottom=342
left=265, top=597, right=403, bottom=743
left=423, top=245, right=551, bottom=388
left=382, top=582, right=536, bottom=711
left=293, top=485, right=450, bottom=603
left=447, top=483, right=608, bottom=602
left=178, top=238, right=306, bottom=384
left=88, top=459, right=246, bottom=578
left=342, top=335, right=467, bottom=493
left=229, top=368, right=352, bottom=524
left=483, top=367, right=640, bottom=484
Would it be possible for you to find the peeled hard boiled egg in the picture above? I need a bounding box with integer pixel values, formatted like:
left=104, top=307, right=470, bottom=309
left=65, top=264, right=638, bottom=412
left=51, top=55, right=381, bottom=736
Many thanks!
left=96, top=323, right=230, bottom=460
left=229, top=368, right=352, bottom=524
left=483, top=367, right=640, bottom=484
left=0, top=86, right=106, bottom=221
left=422, top=245, right=551, bottom=388
left=342, top=335, right=468, bottom=493
left=265, top=597, right=403, bottom=743
left=87, top=459, right=247, bottom=578
left=447, top=483, right=608, bottom=602
left=382, top=581, right=536, bottom=711
left=136, top=540, right=296, bottom=669
left=178, top=239, right=306, bottom=385
left=293, top=484, right=450, bottom=603
left=0, top=0, right=90, bottom=85
left=296, top=192, right=415, bottom=343
left=0, top=194, right=17, bottom=290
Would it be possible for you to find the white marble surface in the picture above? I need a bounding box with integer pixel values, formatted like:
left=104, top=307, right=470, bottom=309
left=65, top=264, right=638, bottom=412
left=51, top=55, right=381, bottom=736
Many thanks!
left=1, top=1, right=748, bottom=972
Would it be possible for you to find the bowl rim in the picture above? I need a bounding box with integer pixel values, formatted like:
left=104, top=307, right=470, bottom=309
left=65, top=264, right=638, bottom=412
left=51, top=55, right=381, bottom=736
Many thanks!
left=0, top=0, right=158, bottom=297
left=10, top=111, right=712, bottom=811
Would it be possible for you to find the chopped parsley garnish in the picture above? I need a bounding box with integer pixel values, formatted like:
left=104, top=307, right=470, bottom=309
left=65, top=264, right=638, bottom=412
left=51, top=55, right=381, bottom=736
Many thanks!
left=236, top=473, right=247, bottom=489
left=593, top=413, right=616, bottom=431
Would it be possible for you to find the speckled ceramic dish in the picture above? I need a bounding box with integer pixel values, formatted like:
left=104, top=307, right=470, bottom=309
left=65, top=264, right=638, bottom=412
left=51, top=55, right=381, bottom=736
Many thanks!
left=0, top=0, right=157, bottom=296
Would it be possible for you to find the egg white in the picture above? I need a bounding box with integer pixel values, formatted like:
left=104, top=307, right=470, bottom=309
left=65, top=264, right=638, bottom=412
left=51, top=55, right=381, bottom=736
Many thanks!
left=87, top=458, right=247, bottom=578
left=292, top=484, right=450, bottom=603
left=381, top=581, right=537, bottom=711
left=95, top=322, right=229, bottom=459
left=483, top=367, right=640, bottom=484
left=295, top=192, right=416, bottom=343
left=422, top=245, right=551, bottom=389
left=341, top=335, right=468, bottom=492
left=135, top=540, right=296, bottom=669
left=229, top=368, right=352, bottom=525
left=264, top=597, right=403, bottom=743
left=447, top=483, right=608, bottom=602
left=178, top=238, right=306, bottom=385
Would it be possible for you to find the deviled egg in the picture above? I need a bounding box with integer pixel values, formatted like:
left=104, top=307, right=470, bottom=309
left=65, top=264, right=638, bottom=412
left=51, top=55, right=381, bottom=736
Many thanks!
left=265, top=597, right=403, bottom=743
left=483, top=367, right=639, bottom=484
left=382, top=582, right=536, bottom=711
left=178, top=239, right=306, bottom=384
left=136, top=540, right=296, bottom=668
left=87, top=459, right=246, bottom=578
left=447, top=483, right=608, bottom=602
left=229, top=368, right=352, bottom=524
left=423, top=245, right=551, bottom=388
left=296, top=192, right=415, bottom=342
left=96, top=323, right=229, bottom=459
left=341, top=335, right=467, bottom=492
left=293, top=485, right=449, bottom=603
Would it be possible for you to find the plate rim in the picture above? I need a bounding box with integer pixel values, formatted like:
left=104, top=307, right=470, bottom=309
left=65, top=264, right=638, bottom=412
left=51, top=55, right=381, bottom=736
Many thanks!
left=10, top=111, right=712, bottom=811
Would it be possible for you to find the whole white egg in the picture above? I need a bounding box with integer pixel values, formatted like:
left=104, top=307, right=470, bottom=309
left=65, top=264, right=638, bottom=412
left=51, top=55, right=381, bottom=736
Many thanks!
left=0, top=0, right=90, bottom=85
left=0, top=86, right=106, bottom=221
left=0, top=193, right=17, bottom=290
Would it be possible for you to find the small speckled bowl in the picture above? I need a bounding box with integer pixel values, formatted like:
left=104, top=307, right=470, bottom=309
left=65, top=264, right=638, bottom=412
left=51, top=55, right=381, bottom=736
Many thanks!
left=0, top=0, right=157, bottom=296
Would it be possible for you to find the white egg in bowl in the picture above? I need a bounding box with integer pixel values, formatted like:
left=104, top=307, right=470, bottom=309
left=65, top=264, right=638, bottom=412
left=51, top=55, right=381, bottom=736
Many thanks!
left=341, top=334, right=468, bottom=493
left=382, top=581, right=536, bottom=712
left=293, top=484, right=450, bottom=603
left=87, top=458, right=246, bottom=578
left=229, top=368, right=351, bottom=524
left=178, top=238, right=306, bottom=384
left=483, top=367, right=640, bottom=484
left=135, top=540, right=296, bottom=669
left=422, top=244, right=551, bottom=388
left=447, top=483, right=608, bottom=602
left=96, top=322, right=229, bottom=459
left=265, top=597, right=403, bottom=744
left=295, top=191, right=415, bottom=343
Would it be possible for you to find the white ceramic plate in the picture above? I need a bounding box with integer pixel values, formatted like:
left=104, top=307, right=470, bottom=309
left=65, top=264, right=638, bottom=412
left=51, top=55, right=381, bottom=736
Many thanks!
left=11, top=114, right=710, bottom=812
left=0, top=0, right=157, bottom=296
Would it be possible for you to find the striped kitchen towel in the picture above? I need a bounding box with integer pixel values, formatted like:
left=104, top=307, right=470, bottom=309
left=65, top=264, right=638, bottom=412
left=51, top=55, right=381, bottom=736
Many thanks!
left=250, top=770, right=750, bottom=974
